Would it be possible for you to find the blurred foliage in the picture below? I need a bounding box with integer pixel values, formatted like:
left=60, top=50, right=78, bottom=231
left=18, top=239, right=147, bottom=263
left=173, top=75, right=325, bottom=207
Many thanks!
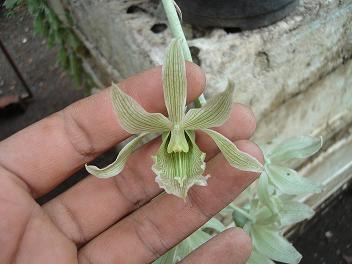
left=3, top=0, right=95, bottom=92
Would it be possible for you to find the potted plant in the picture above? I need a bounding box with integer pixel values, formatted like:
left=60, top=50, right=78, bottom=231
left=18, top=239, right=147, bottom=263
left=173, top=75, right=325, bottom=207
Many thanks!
left=175, top=0, right=299, bottom=29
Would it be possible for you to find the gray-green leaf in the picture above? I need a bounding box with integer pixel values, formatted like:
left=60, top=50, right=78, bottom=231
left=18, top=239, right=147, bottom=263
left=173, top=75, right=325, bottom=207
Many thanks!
left=183, top=80, right=234, bottom=130
left=247, top=250, right=275, bottom=264
left=202, top=129, right=263, bottom=173
left=85, top=134, right=147, bottom=178
left=268, top=136, right=323, bottom=164
left=153, top=229, right=211, bottom=264
left=279, top=200, right=314, bottom=226
left=251, top=226, right=302, bottom=264
left=266, top=165, right=321, bottom=195
left=258, top=172, right=279, bottom=215
left=111, top=83, right=171, bottom=134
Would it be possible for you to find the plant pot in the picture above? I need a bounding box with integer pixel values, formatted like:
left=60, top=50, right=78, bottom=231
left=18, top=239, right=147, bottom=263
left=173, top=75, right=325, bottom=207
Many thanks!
left=174, top=0, right=299, bottom=30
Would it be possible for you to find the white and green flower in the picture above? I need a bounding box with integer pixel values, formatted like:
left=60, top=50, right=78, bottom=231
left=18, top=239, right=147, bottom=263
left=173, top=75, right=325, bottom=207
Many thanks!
left=85, top=38, right=262, bottom=199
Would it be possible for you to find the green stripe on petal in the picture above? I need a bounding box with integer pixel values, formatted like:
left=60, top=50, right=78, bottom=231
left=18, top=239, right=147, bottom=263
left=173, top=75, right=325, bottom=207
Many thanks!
left=251, top=226, right=302, bottom=264
left=85, top=133, right=147, bottom=178
left=268, top=136, right=323, bottom=164
left=111, top=83, right=171, bottom=134
left=266, top=164, right=322, bottom=195
left=162, top=38, right=187, bottom=124
left=152, top=131, right=208, bottom=199
left=183, top=80, right=234, bottom=130
left=202, top=129, right=263, bottom=173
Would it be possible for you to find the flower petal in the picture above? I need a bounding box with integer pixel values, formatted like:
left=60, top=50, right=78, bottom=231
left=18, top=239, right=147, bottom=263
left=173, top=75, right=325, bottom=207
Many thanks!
left=251, top=226, right=302, bottom=264
left=152, top=131, right=208, bottom=199
left=111, top=83, right=171, bottom=134
left=162, top=38, right=187, bottom=124
left=85, top=134, right=147, bottom=178
left=268, top=136, right=323, bottom=164
left=183, top=80, right=234, bottom=130
left=202, top=129, right=263, bottom=173
left=266, top=164, right=322, bottom=195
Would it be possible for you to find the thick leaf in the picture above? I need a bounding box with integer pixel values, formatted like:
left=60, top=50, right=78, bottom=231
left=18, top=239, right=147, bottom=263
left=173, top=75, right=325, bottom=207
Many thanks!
left=202, top=218, right=225, bottom=233
left=111, top=83, right=171, bottom=134
left=202, top=129, right=263, bottom=173
left=153, top=229, right=211, bottom=264
left=251, top=226, right=302, bottom=264
left=268, top=136, right=323, bottom=164
left=152, top=131, right=208, bottom=199
left=183, top=80, right=234, bottom=130
left=280, top=200, right=314, bottom=226
left=247, top=250, right=275, bottom=264
left=162, top=38, right=187, bottom=124
left=267, top=165, right=321, bottom=195
left=86, top=134, right=147, bottom=178
left=257, top=171, right=279, bottom=215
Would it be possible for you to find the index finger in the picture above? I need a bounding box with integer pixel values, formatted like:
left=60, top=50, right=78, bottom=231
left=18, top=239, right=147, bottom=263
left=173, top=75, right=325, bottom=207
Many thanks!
left=0, top=63, right=205, bottom=197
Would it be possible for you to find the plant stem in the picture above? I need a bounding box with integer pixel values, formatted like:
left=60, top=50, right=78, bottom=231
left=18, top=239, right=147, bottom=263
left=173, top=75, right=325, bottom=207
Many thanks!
left=161, top=0, right=206, bottom=107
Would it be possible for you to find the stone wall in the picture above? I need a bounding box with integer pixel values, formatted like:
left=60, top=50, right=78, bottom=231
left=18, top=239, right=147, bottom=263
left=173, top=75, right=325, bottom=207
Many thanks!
left=51, top=0, right=352, bottom=206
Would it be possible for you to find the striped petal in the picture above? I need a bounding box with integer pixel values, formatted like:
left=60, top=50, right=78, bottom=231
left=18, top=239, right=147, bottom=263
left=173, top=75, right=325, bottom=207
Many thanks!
left=111, top=83, right=171, bottom=134
left=85, top=134, right=147, bottom=178
left=202, top=129, right=263, bottom=173
left=152, top=131, right=208, bottom=199
left=162, top=38, right=187, bottom=124
left=183, top=80, right=234, bottom=130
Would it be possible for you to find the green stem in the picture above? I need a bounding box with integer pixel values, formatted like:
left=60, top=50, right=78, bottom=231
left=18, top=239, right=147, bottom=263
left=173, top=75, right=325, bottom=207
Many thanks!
left=161, top=0, right=206, bottom=107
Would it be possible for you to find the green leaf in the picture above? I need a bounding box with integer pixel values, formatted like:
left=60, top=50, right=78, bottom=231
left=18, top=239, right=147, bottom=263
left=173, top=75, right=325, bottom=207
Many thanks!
left=153, top=229, right=211, bottom=264
left=183, top=80, right=234, bottom=130
left=27, top=0, right=41, bottom=14
left=247, top=250, right=275, bottom=264
left=111, top=83, right=171, bottom=134
left=266, top=165, right=321, bottom=195
left=162, top=38, right=187, bottom=124
left=268, top=136, right=323, bottom=164
left=251, top=226, right=302, bottom=264
left=202, top=218, right=225, bottom=233
left=86, top=134, right=147, bottom=178
left=33, top=11, right=46, bottom=35
left=279, top=200, right=314, bottom=226
left=152, top=131, right=208, bottom=199
left=45, top=6, right=60, bottom=31
left=3, top=0, right=22, bottom=9
left=257, top=172, right=279, bottom=215
left=58, top=47, right=69, bottom=70
left=202, top=129, right=263, bottom=173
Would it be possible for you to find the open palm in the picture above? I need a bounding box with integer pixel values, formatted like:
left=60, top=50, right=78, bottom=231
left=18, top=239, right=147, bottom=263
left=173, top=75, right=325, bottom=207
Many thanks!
left=0, top=64, right=262, bottom=263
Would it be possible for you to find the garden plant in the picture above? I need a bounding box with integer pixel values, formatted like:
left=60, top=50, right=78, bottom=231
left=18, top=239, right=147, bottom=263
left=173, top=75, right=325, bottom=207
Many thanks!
left=4, top=0, right=324, bottom=263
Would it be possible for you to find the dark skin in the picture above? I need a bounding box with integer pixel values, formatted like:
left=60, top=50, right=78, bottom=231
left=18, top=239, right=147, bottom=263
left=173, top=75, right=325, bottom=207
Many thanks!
left=0, top=63, right=263, bottom=264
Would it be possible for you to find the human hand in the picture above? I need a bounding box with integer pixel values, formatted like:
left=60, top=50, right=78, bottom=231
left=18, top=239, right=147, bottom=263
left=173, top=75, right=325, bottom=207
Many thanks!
left=0, top=63, right=262, bottom=264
